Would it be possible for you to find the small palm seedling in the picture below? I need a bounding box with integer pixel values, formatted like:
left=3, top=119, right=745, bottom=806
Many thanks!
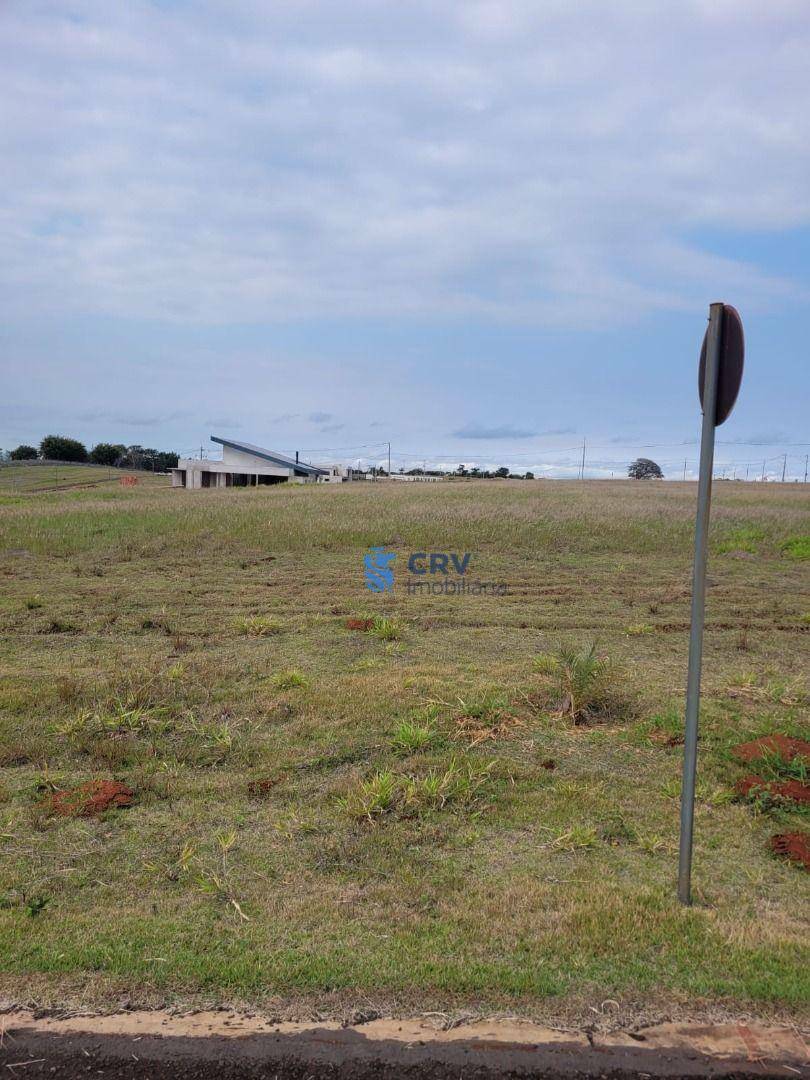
left=533, top=642, right=617, bottom=725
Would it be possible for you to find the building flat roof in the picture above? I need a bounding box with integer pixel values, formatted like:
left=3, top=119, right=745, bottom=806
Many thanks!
left=210, top=437, right=326, bottom=476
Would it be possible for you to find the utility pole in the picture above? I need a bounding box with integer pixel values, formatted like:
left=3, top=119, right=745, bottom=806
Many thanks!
left=761, top=459, right=766, bottom=482
left=745, top=465, right=749, bottom=482
left=579, top=438, right=586, bottom=480
left=387, top=441, right=391, bottom=478
left=804, top=455, right=808, bottom=483
left=683, top=459, right=687, bottom=481
left=781, top=454, right=787, bottom=483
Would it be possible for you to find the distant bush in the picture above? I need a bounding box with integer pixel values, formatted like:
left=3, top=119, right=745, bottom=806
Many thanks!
left=9, top=445, right=38, bottom=460
left=39, top=435, right=88, bottom=462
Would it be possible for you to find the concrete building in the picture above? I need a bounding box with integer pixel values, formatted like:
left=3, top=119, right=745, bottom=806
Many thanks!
left=319, top=463, right=359, bottom=483
left=172, top=437, right=326, bottom=489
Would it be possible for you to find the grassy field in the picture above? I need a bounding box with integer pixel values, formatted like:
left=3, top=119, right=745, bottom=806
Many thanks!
left=0, top=478, right=808, bottom=1024
left=0, top=462, right=161, bottom=494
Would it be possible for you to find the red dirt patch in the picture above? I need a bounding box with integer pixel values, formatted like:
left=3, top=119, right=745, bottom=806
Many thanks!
left=733, top=734, right=810, bottom=764
left=770, top=831, right=810, bottom=871
left=47, top=780, right=134, bottom=817
left=735, top=776, right=810, bottom=805
left=345, top=617, right=373, bottom=631
left=247, top=777, right=282, bottom=797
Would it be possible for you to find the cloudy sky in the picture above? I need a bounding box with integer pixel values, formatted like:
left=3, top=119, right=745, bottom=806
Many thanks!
left=2, top=0, right=809, bottom=478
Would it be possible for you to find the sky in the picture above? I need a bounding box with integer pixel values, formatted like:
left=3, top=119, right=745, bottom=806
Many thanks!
left=1, top=1, right=809, bottom=479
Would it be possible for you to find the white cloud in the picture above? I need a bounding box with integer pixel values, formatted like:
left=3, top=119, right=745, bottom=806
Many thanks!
left=0, top=1, right=809, bottom=329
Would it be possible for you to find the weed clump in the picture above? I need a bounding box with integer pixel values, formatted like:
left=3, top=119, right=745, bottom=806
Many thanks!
left=270, top=669, right=309, bottom=691
left=369, top=615, right=405, bottom=641
left=392, top=716, right=441, bottom=753
left=340, top=759, right=493, bottom=823
left=236, top=615, right=282, bottom=636
left=781, top=535, right=810, bottom=561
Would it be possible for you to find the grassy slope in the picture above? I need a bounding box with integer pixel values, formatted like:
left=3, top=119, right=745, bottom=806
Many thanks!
left=0, top=462, right=160, bottom=494
left=0, top=479, right=808, bottom=1020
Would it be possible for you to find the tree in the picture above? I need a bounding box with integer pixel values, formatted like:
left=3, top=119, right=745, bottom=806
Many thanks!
left=152, top=451, right=178, bottom=472
left=525, top=471, right=535, bottom=480
left=39, top=435, right=88, bottom=462
left=90, top=442, right=127, bottom=466
left=10, top=444, right=38, bottom=460
left=628, top=457, right=664, bottom=480
left=494, top=466, right=509, bottom=479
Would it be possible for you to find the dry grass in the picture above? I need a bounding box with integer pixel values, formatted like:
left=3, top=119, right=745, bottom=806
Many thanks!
left=0, top=478, right=808, bottom=1021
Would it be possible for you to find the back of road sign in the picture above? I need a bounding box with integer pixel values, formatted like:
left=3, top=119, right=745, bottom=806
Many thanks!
left=698, top=304, right=744, bottom=426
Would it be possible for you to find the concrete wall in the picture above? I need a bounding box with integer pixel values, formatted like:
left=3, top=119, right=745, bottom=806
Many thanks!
left=221, top=446, right=292, bottom=474
left=172, top=455, right=318, bottom=489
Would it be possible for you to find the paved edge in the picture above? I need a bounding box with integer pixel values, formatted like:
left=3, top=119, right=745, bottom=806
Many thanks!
left=1, top=1013, right=807, bottom=1080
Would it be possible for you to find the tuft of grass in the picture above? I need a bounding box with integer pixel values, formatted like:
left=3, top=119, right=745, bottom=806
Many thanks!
left=340, top=770, right=398, bottom=821
left=236, top=615, right=283, bottom=636
left=551, top=825, right=599, bottom=851
left=369, top=614, right=405, bottom=641
left=754, top=749, right=809, bottom=784
left=270, top=669, right=309, bottom=691
left=447, top=688, right=517, bottom=743
left=718, top=525, right=766, bottom=555
left=400, top=759, right=492, bottom=814
left=392, top=718, right=439, bottom=753
left=781, top=535, right=810, bottom=561
left=40, top=617, right=78, bottom=634
left=341, top=759, right=493, bottom=822
left=625, top=623, right=654, bottom=636
left=25, top=595, right=43, bottom=610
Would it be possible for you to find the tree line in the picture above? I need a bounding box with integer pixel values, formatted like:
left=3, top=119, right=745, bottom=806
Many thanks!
left=4, top=435, right=179, bottom=473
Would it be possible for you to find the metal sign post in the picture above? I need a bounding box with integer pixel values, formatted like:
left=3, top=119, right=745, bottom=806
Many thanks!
left=678, top=302, right=744, bottom=905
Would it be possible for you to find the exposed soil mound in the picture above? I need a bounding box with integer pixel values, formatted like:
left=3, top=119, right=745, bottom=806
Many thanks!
left=247, top=777, right=281, bottom=797
left=770, top=831, right=810, bottom=871
left=345, top=617, right=373, bottom=631
left=47, top=779, right=134, bottom=817
left=735, top=776, right=810, bottom=805
left=733, top=734, right=810, bottom=764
